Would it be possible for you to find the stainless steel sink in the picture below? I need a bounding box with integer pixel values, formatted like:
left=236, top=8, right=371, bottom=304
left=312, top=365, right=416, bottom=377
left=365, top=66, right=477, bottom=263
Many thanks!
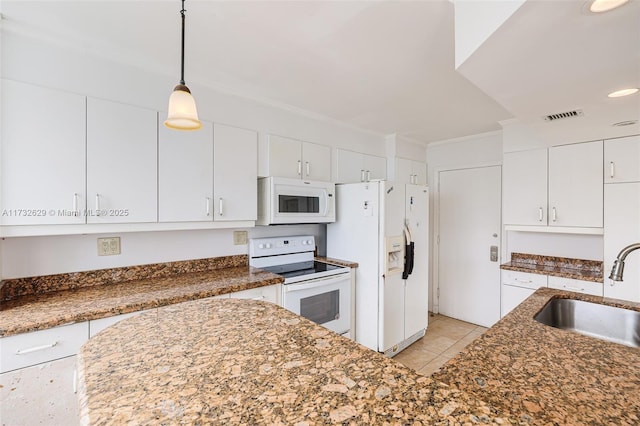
left=534, top=298, right=640, bottom=348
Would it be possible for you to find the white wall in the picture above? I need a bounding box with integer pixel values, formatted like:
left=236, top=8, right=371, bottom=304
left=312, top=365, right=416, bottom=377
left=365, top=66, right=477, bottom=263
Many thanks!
left=505, top=232, right=603, bottom=262
left=0, top=30, right=371, bottom=279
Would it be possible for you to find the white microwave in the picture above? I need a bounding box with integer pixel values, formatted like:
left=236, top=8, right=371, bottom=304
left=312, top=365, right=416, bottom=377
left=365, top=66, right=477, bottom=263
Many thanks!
left=257, top=177, right=335, bottom=225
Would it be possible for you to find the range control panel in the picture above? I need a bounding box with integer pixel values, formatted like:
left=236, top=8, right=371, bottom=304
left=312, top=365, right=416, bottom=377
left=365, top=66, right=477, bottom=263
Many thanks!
left=249, top=235, right=315, bottom=258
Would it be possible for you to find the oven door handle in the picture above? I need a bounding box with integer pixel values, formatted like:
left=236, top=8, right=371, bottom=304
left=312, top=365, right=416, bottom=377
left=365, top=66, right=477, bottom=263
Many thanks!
left=322, top=189, right=329, bottom=217
left=284, top=274, right=349, bottom=292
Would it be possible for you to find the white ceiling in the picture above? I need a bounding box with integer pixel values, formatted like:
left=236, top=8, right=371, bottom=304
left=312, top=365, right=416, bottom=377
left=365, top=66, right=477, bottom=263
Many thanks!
left=1, top=1, right=638, bottom=144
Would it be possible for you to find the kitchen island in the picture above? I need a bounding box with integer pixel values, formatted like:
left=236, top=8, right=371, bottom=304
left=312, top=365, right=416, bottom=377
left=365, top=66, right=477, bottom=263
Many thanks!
left=433, top=287, right=640, bottom=425
left=78, top=288, right=640, bottom=425
left=77, top=297, right=503, bottom=425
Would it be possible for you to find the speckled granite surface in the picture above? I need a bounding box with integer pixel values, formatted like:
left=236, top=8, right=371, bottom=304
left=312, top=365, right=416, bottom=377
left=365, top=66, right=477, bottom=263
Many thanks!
left=433, top=287, right=640, bottom=425
left=0, top=266, right=283, bottom=337
left=501, top=252, right=603, bottom=283
left=78, top=298, right=507, bottom=425
left=0, top=255, right=248, bottom=301
left=314, top=257, right=359, bottom=269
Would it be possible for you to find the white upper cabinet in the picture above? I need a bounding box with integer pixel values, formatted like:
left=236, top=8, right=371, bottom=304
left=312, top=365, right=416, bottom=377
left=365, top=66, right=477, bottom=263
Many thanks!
left=604, top=182, right=640, bottom=302
left=159, top=120, right=214, bottom=222
left=335, top=149, right=387, bottom=183
left=548, top=141, right=603, bottom=228
left=213, top=123, right=258, bottom=221
left=604, top=135, right=640, bottom=183
left=87, top=98, right=158, bottom=224
left=1, top=80, right=86, bottom=225
left=395, top=158, right=427, bottom=185
left=503, top=148, right=548, bottom=226
left=503, top=141, right=603, bottom=229
left=263, top=135, right=331, bottom=181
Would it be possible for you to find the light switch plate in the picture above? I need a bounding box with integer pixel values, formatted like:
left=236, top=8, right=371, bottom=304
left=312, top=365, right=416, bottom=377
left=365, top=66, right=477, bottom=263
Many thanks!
left=233, top=231, right=248, bottom=245
left=98, top=237, right=121, bottom=256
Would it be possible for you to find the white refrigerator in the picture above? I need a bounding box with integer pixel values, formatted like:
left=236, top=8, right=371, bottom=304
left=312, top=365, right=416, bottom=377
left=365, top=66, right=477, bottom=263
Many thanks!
left=327, top=181, right=429, bottom=356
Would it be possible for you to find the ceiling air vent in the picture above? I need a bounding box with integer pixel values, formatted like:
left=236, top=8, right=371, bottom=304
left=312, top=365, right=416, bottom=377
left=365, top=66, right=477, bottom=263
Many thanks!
left=543, top=109, right=584, bottom=122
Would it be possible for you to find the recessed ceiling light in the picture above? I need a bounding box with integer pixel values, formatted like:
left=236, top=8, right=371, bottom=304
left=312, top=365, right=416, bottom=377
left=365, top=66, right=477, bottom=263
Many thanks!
left=608, top=88, right=639, bottom=98
left=589, top=0, right=629, bottom=13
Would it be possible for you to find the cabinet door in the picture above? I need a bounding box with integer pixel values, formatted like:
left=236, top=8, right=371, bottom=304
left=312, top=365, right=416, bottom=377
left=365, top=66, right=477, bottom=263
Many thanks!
left=214, top=123, right=257, bottom=221
left=503, top=149, right=548, bottom=226
left=411, top=160, right=427, bottom=185
left=0, top=322, right=88, bottom=373
left=302, top=141, right=331, bottom=181
left=548, top=141, right=603, bottom=228
left=87, top=98, right=158, bottom=223
left=158, top=120, right=213, bottom=222
left=267, top=135, right=302, bottom=179
left=1, top=81, right=86, bottom=225
left=604, top=135, right=640, bottom=183
left=335, top=149, right=365, bottom=183
left=604, top=183, right=640, bottom=302
left=395, top=158, right=412, bottom=184
left=364, top=154, right=387, bottom=181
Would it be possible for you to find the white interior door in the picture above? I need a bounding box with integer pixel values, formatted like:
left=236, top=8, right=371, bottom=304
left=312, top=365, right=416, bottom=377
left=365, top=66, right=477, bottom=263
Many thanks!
left=437, top=166, right=501, bottom=327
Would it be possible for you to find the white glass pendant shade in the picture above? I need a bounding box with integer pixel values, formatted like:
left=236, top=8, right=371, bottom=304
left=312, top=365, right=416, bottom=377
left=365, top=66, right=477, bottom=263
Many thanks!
left=164, top=84, right=202, bottom=130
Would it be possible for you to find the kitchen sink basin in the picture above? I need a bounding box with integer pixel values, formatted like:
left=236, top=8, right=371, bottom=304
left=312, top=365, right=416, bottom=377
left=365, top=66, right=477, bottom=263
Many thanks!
left=534, top=298, right=640, bottom=348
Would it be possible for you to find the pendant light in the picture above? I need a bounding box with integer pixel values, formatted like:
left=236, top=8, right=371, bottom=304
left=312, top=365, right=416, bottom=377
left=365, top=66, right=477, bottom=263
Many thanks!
left=164, top=0, right=202, bottom=131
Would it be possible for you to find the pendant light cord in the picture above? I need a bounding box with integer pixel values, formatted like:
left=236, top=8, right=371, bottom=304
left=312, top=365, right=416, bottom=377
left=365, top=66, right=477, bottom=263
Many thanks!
left=180, top=0, right=186, bottom=85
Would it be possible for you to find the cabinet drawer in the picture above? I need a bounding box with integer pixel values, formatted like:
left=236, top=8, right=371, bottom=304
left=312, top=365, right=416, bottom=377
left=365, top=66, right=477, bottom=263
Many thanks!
left=548, top=276, right=603, bottom=297
left=0, top=322, right=88, bottom=373
left=501, top=270, right=547, bottom=290
left=229, top=284, right=280, bottom=305
left=89, top=310, right=153, bottom=338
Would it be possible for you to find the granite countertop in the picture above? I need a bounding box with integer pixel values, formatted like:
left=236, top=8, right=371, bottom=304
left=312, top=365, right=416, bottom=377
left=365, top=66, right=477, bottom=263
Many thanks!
left=0, top=266, right=283, bottom=337
left=432, top=287, right=640, bottom=424
left=77, top=298, right=505, bottom=425
left=500, top=252, right=604, bottom=283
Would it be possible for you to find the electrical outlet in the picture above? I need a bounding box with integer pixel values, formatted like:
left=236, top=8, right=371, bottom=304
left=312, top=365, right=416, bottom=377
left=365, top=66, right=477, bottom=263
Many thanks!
left=233, top=231, right=248, bottom=245
left=97, top=237, right=121, bottom=256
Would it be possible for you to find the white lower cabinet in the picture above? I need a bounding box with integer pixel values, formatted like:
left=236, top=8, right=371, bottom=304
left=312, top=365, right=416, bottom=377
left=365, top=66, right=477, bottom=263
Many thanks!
left=0, top=355, right=79, bottom=426
left=548, top=276, right=603, bottom=297
left=0, top=322, right=88, bottom=426
left=229, top=284, right=281, bottom=305
left=501, top=270, right=547, bottom=317
left=0, top=322, right=89, bottom=374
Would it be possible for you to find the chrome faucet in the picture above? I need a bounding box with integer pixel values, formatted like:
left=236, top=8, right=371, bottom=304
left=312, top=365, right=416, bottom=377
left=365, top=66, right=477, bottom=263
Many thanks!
left=609, top=243, right=640, bottom=281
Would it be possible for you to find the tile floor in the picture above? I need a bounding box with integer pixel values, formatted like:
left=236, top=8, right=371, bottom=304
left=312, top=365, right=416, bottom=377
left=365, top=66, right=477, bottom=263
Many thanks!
left=393, top=313, right=488, bottom=376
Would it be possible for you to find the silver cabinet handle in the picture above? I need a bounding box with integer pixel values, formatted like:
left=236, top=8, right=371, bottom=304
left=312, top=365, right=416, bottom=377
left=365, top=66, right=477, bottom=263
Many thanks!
left=552, top=207, right=557, bottom=222
left=538, top=207, right=544, bottom=222
left=16, top=341, right=58, bottom=355
left=73, top=193, right=78, bottom=212
left=361, top=170, right=366, bottom=182
left=306, top=161, right=310, bottom=177
left=610, top=161, right=615, bottom=178
left=219, top=198, right=223, bottom=216
left=206, top=197, right=211, bottom=216
left=95, top=194, right=101, bottom=215
left=516, top=279, right=533, bottom=284
left=297, top=160, right=302, bottom=176
left=366, top=170, right=371, bottom=181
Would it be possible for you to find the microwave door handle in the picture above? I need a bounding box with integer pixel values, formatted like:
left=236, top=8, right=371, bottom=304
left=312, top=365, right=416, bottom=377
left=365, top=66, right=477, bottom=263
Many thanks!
left=323, top=189, right=329, bottom=216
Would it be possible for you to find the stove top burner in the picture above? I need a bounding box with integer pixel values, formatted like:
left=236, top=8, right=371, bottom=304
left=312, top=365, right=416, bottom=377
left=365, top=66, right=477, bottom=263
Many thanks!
left=260, top=261, right=344, bottom=280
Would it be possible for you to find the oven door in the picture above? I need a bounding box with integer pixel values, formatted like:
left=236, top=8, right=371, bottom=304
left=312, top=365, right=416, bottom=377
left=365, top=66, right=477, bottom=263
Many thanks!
left=283, top=273, right=350, bottom=335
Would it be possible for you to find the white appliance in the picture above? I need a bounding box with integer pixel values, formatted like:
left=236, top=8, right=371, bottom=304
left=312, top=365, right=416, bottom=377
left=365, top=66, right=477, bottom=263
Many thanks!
left=249, top=235, right=352, bottom=337
left=257, top=177, right=335, bottom=225
left=327, top=181, right=429, bottom=356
